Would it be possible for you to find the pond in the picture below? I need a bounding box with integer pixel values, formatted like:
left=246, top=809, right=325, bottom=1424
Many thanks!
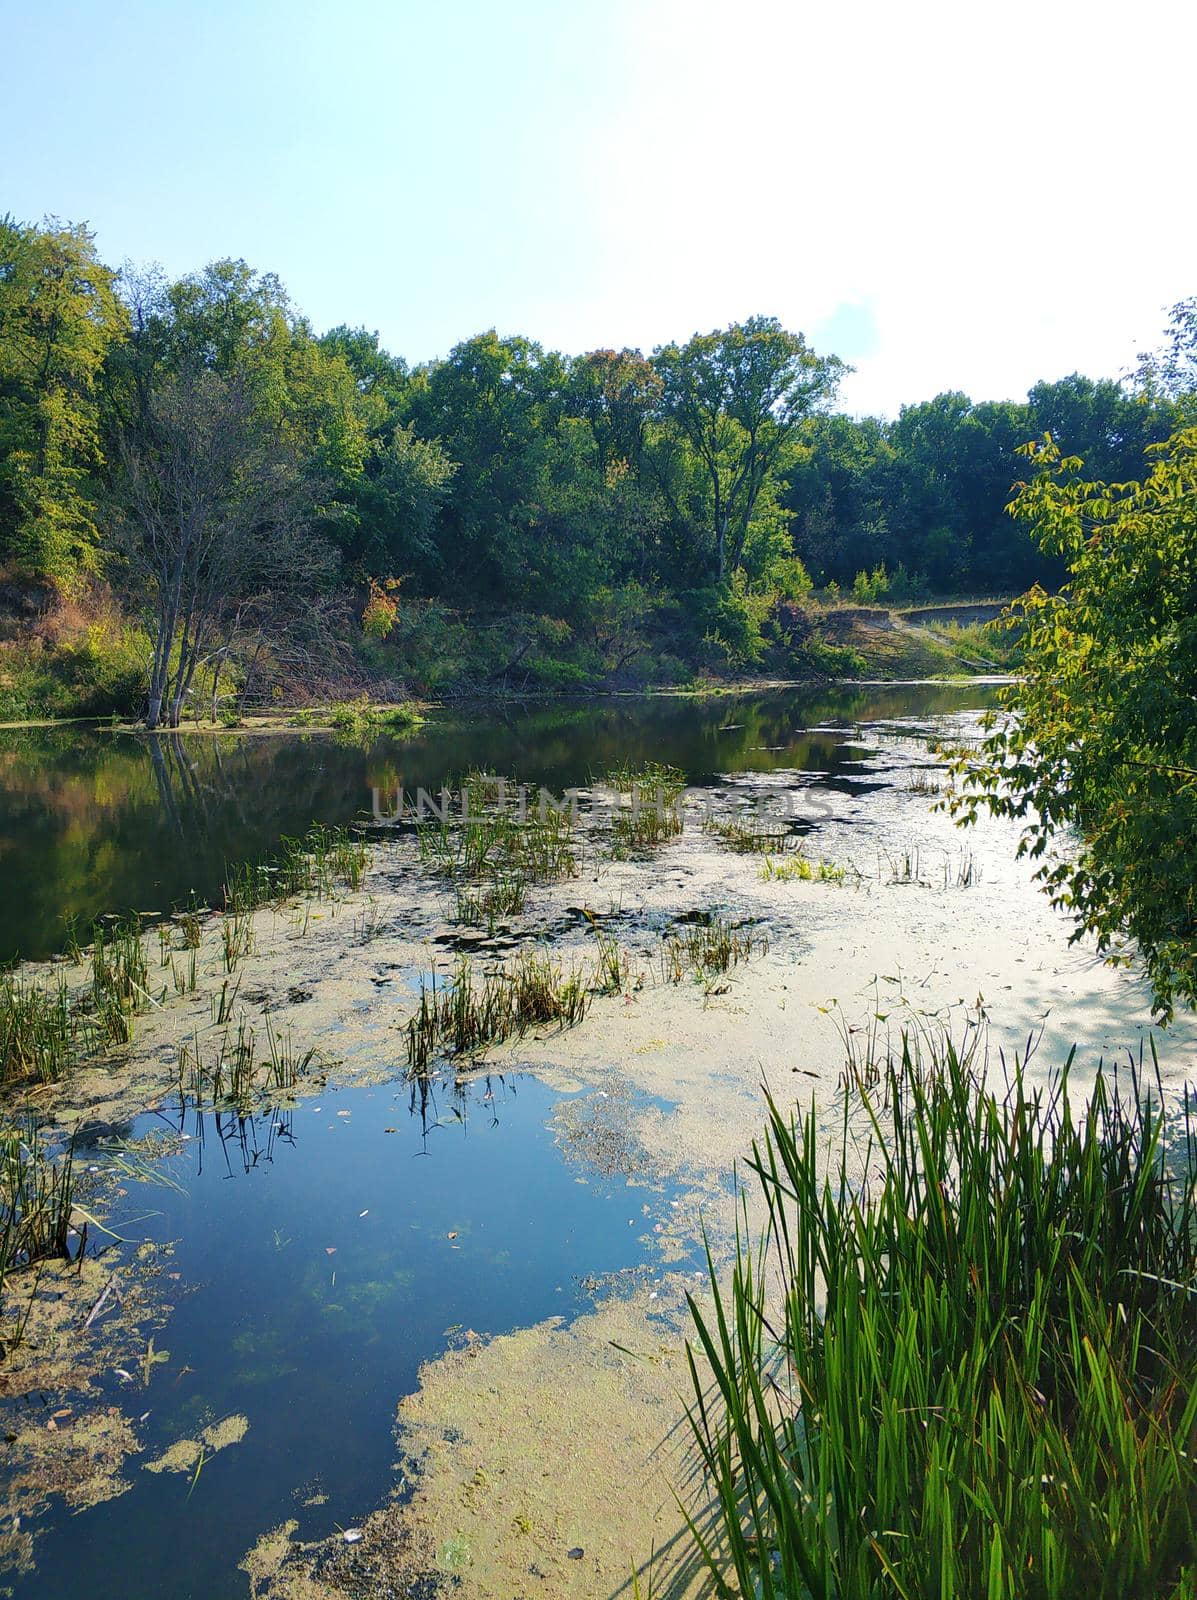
left=0, top=682, right=1002, bottom=966
left=3, top=682, right=1029, bottom=1598
left=20, top=1073, right=687, bottom=1600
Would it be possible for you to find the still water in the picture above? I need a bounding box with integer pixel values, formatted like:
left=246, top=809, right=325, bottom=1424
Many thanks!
left=0, top=684, right=1002, bottom=1597
left=23, top=1074, right=683, bottom=1600
left=0, top=683, right=1002, bottom=965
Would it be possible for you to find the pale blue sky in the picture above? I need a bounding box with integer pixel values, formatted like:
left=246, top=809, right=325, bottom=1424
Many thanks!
left=4, top=0, right=1193, bottom=414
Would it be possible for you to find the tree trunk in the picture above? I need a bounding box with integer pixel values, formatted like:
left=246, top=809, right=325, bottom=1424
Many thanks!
left=210, top=655, right=223, bottom=723
left=716, top=514, right=729, bottom=581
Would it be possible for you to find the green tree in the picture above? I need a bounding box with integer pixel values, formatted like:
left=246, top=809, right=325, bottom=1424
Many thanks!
left=352, top=422, right=457, bottom=579
left=953, top=430, right=1197, bottom=1018
left=318, top=324, right=410, bottom=427
left=1133, top=297, right=1197, bottom=410
left=651, top=316, right=845, bottom=580
left=566, top=348, right=661, bottom=480
left=784, top=412, right=894, bottom=585
left=1027, top=373, right=1176, bottom=484
left=407, top=330, right=566, bottom=598
left=114, top=258, right=371, bottom=558
left=0, top=216, right=127, bottom=581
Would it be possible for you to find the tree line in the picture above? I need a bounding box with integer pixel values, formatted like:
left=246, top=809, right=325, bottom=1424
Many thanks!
left=0, top=215, right=1185, bottom=717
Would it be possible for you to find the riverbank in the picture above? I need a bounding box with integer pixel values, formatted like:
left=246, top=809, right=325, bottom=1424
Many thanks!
left=0, top=694, right=1189, bottom=1599
left=0, top=575, right=1018, bottom=728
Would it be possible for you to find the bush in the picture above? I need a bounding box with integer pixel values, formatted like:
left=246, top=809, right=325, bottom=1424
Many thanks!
left=288, top=695, right=424, bottom=734
left=765, top=554, right=814, bottom=602
left=0, top=617, right=149, bottom=721
left=801, top=634, right=867, bottom=676
left=851, top=561, right=890, bottom=603
left=687, top=576, right=773, bottom=668
left=524, top=655, right=597, bottom=690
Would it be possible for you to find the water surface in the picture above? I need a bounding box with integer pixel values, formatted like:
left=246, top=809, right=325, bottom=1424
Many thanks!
left=21, top=1073, right=685, bottom=1600
left=0, top=683, right=1002, bottom=1597
left=0, top=683, right=1002, bottom=964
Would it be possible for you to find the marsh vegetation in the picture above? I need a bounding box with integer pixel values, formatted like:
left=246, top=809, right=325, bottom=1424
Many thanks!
left=689, top=1038, right=1197, bottom=1599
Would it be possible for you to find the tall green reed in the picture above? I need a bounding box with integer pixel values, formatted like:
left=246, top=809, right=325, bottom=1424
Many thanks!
left=686, top=1039, right=1197, bottom=1599
left=222, top=824, right=368, bottom=914
left=417, top=772, right=579, bottom=926
left=0, top=1121, right=75, bottom=1268
left=0, top=974, right=80, bottom=1084
left=406, top=947, right=593, bottom=1075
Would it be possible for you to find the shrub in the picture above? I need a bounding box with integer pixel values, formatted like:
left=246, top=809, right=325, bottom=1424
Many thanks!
left=688, top=576, right=773, bottom=668
left=524, top=654, right=598, bottom=690
left=0, top=614, right=149, bottom=721
left=851, top=561, right=890, bottom=603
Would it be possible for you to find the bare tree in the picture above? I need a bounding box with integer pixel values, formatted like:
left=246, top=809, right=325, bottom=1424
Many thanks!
left=114, top=370, right=332, bottom=727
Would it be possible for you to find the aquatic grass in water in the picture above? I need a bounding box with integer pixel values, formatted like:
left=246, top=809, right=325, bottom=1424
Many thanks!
left=880, top=843, right=979, bottom=887
left=590, top=922, right=629, bottom=995
left=686, top=1039, right=1197, bottom=1599
left=223, top=824, right=368, bottom=915
left=463, top=810, right=575, bottom=882
left=759, top=853, right=848, bottom=884
left=406, top=948, right=594, bottom=1075
left=703, top=814, right=795, bottom=854
left=602, top=760, right=686, bottom=798
left=211, top=977, right=241, bottom=1026
left=2, top=919, right=159, bottom=1085
left=418, top=776, right=579, bottom=927
left=604, top=762, right=686, bottom=857
left=91, top=917, right=154, bottom=1043
left=453, top=872, right=529, bottom=931
left=221, top=909, right=255, bottom=973
left=171, top=949, right=199, bottom=996
left=0, top=1121, right=75, bottom=1269
left=661, top=917, right=766, bottom=983
left=177, top=1017, right=322, bottom=1108
left=903, top=767, right=943, bottom=795
left=610, top=801, right=684, bottom=855
left=0, top=974, right=80, bottom=1085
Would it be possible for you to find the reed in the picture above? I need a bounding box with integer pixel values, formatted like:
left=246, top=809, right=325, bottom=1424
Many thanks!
left=603, top=760, right=686, bottom=798
left=171, top=949, right=199, bottom=996
left=879, top=844, right=979, bottom=888
left=353, top=899, right=385, bottom=943
left=605, top=762, right=686, bottom=857
left=0, top=1120, right=75, bottom=1266
left=686, top=1038, right=1197, bottom=1599
left=418, top=775, right=579, bottom=927
left=661, top=916, right=766, bottom=983
left=591, top=924, right=629, bottom=995
left=948, top=846, right=979, bottom=887
left=703, top=814, right=794, bottom=854
left=0, top=974, right=79, bottom=1085
left=610, top=801, right=684, bottom=855
left=221, top=909, right=255, bottom=973
left=91, top=917, right=153, bottom=1043
left=222, top=824, right=368, bottom=915
left=904, top=768, right=943, bottom=795
left=454, top=872, right=529, bottom=930
left=882, top=842, right=927, bottom=883
left=406, top=948, right=593, bottom=1075
left=177, top=1017, right=320, bottom=1108
left=211, top=977, right=240, bottom=1026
